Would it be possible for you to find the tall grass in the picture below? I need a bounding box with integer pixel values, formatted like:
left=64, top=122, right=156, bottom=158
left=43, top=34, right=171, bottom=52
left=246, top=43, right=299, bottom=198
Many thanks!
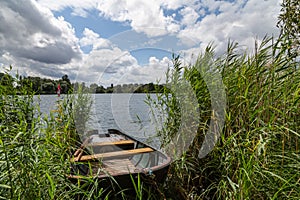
left=0, top=69, right=164, bottom=200
left=148, top=36, right=300, bottom=199
left=0, top=70, right=107, bottom=199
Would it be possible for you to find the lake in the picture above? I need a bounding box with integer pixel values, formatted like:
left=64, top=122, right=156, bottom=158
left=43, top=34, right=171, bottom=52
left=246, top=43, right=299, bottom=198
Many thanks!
left=35, top=93, right=161, bottom=146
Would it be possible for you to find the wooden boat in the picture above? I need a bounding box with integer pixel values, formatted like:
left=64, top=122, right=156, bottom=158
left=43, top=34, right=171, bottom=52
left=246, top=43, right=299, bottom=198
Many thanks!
left=69, top=129, right=171, bottom=189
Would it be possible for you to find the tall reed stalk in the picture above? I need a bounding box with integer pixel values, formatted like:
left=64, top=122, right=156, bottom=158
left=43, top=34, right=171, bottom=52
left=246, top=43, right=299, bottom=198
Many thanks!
left=148, top=36, right=300, bottom=199
left=0, top=71, right=103, bottom=199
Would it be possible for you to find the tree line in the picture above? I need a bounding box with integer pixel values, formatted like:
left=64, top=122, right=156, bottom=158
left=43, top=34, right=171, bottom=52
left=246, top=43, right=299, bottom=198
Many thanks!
left=0, top=72, right=165, bottom=94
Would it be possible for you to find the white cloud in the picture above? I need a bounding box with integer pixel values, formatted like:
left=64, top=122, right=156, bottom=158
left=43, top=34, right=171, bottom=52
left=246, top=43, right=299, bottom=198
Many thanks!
left=79, top=28, right=100, bottom=46
left=36, top=0, right=282, bottom=46
left=96, top=0, right=181, bottom=36
left=180, top=6, right=200, bottom=27
left=161, top=0, right=195, bottom=10
left=37, top=0, right=97, bottom=13
left=0, top=0, right=81, bottom=68
left=79, top=28, right=111, bottom=50
left=0, top=1, right=83, bottom=86
left=74, top=46, right=138, bottom=84
left=0, top=0, right=284, bottom=86
left=177, top=0, right=281, bottom=54
left=36, top=0, right=282, bottom=53
left=101, top=56, right=170, bottom=86
left=75, top=51, right=170, bottom=87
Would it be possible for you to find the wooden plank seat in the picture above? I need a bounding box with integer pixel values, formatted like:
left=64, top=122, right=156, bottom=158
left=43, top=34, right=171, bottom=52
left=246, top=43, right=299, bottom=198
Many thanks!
left=87, top=140, right=135, bottom=147
left=72, top=147, right=153, bottom=162
left=73, top=140, right=135, bottom=159
left=73, top=138, right=92, bottom=157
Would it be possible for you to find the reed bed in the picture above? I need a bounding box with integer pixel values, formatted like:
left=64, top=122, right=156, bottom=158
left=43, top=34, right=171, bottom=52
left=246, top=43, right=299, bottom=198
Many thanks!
left=148, top=36, right=300, bottom=199
left=0, top=73, right=108, bottom=199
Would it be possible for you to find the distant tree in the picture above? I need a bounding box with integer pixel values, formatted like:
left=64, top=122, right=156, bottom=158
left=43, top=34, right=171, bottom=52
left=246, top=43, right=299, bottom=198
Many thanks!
left=62, top=74, right=71, bottom=84
left=106, top=84, right=114, bottom=93
left=113, top=85, right=122, bottom=93
left=30, top=77, right=41, bottom=93
left=42, top=82, right=55, bottom=94
left=89, top=83, right=98, bottom=93
left=148, top=82, right=155, bottom=92
left=59, top=81, right=68, bottom=93
left=133, top=85, right=143, bottom=93
left=277, top=0, right=300, bottom=59
left=61, top=74, right=72, bottom=93
left=96, top=85, right=105, bottom=93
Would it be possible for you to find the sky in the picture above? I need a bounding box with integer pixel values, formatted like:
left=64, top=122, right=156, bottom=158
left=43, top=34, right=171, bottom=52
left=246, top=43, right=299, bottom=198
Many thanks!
left=0, top=0, right=282, bottom=87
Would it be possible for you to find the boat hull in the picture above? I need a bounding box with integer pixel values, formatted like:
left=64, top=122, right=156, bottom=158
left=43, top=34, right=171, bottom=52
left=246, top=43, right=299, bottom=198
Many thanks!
left=69, top=129, right=171, bottom=190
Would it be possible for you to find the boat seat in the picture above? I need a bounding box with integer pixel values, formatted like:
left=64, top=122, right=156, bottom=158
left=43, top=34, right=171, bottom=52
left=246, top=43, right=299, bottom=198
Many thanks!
left=87, top=140, right=135, bottom=147
left=72, top=147, right=153, bottom=162
left=73, top=140, right=135, bottom=158
left=73, top=138, right=93, bottom=157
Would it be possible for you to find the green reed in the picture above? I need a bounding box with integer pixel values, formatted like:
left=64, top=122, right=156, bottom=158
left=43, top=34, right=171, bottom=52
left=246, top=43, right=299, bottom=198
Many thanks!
left=0, top=71, right=101, bottom=199
left=147, top=36, right=300, bottom=199
left=0, top=69, right=160, bottom=200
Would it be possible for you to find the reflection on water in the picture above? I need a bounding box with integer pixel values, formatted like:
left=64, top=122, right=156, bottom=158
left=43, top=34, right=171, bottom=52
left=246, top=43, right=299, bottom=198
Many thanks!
left=35, top=93, right=161, bottom=146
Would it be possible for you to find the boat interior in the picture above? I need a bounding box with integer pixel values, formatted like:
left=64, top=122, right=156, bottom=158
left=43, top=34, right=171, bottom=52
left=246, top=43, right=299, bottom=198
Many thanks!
left=70, top=129, right=170, bottom=178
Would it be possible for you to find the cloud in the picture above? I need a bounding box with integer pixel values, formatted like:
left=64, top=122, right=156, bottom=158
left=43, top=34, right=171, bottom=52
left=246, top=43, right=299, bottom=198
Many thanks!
left=99, top=56, right=171, bottom=87
left=96, top=0, right=181, bottom=36
left=16, top=44, right=79, bottom=64
left=75, top=40, right=171, bottom=86
left=179, top=6, right=200, bottom=27
left=50, top=0, right=281, bottom=51
left=0, top=0, right=81, bottom=66
left=0, top=0, right=83, bottom=84
left=73, top=28, right=175, bottom=86
left=35, top=0, right=282, bottom=52
left=74, top=45, right=138, bottom=84
left=36, top=0, right=282, bottom=48
left=177, top=0, right=281, bottom=53
left=37, top=0, right=97, bottom=13
left=0, top=0, right=283, bottom=86
left=0, top=51, right=78, bottom=80
left=79, top=28, right=112, bottom=50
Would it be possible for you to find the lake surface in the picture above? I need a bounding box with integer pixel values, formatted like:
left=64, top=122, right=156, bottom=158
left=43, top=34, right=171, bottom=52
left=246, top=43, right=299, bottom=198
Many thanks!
left=35, top=93, right=161, bottom=145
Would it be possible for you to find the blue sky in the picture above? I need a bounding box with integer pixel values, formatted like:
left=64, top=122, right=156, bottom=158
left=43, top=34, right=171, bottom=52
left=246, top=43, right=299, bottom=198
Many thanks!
left=0, top=0, right=282, bottom=86
left=53, top=8, right=131, bottom=39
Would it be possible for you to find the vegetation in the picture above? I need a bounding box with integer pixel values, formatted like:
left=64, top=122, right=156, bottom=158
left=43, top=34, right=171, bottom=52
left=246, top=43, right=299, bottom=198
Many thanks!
left=0, top=1, right=299, bottom=199
left=277, top=0, right=300, bottom=60
left=0, top=69, right=110, bottom=199
left=140, top=2, right=300, bottom=199
left=87, top=82, right=165, bottom=94
left=147, top=36, right=300, bottom=199
left=0, top=70, right=159, bottom=199
left=0, top=73, right=164, bottom=95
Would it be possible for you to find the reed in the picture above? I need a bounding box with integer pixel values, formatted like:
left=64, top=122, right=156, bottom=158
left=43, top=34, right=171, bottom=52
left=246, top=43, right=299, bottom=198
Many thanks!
left=0, top=72, right=102, bottom=199
left=148, top=36, right=300, bottom=199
